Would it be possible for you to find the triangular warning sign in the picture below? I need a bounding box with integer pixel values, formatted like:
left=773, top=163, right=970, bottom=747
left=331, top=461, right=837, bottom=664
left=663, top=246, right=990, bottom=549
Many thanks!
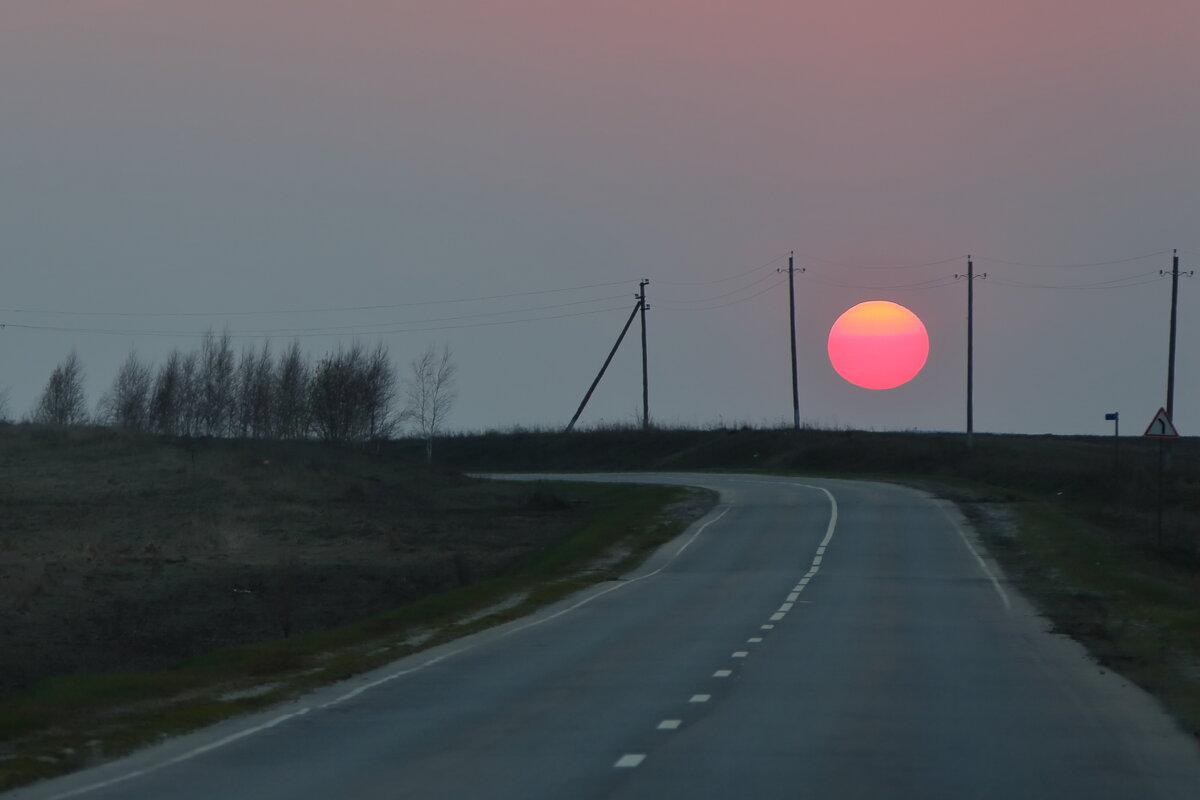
left=1143, top=408, right=1180, bottom=438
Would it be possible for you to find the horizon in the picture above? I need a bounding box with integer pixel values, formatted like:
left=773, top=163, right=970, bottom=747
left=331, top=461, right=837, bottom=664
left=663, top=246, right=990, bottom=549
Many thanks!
left=3, top=1, right=1197, bottom=437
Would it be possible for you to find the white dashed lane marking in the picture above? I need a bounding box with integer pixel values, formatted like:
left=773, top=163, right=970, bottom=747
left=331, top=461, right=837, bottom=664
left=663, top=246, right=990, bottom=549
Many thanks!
left=614, top=482, right=842, bottom=776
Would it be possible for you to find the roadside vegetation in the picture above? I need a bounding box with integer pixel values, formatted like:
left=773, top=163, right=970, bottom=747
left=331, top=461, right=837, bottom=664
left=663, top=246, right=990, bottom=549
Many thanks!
left=2, top=420, right=1197, bottom=790
left=429, top=424, right=1200, bottom=741
left=0, top=423, right=711, bottom=790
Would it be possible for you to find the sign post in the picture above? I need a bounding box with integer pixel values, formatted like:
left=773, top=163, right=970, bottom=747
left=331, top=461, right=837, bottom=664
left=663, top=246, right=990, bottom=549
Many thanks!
left=1143, top=408, right=1180, bottom=548
left=1105, top=412, right=1119, bottom=472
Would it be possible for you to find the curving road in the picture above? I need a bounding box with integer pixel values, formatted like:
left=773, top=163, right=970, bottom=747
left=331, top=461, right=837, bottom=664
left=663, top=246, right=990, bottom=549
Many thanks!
left=9, top=474, right=1200, bottom=799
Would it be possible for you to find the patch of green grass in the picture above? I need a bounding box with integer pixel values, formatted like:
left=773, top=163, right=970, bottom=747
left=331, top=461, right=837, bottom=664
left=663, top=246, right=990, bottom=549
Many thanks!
left=971, top=497, right=1200, bottom=738
left=0, top=481, right=713, bottom=792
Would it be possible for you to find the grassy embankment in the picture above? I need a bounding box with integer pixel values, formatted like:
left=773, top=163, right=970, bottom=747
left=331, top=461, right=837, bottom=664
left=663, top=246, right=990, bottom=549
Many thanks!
left=0, top=424, right=711, bottom=790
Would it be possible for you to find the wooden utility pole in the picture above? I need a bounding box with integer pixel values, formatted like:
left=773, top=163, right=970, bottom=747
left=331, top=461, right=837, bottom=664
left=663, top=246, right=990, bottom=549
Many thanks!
left=565, top=297, right=643, bottom=433
left=968, top=254, right=974, bottom=445
left=786, top=252, right=800, bottom=431
left=1163, top=249, right=1193, bottom=421
left=956, top=256, right=986, bottom=449
left=639, top=280, right=649, bottom=430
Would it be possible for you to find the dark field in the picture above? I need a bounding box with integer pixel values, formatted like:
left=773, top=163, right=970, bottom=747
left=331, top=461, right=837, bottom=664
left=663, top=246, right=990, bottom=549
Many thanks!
left=0, top=425, right=680, bottom=702
left=429, top=424, right=1200, bottom=555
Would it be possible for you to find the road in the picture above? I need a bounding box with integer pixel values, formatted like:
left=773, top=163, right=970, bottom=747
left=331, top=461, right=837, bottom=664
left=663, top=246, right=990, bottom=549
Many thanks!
left=9, top=474, right=1200, bottom=799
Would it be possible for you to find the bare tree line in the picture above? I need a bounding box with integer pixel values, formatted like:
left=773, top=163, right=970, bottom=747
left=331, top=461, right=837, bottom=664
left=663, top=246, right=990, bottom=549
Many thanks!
left=30, top=335, right=456, bottom=454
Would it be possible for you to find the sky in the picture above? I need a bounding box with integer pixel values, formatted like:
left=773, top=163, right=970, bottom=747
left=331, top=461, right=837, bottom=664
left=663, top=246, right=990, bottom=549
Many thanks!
left=2, top=1, right=1198, bottom=436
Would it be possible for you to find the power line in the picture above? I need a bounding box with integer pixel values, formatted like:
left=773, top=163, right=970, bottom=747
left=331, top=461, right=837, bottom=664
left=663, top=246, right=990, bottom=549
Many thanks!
left=0, top=279, right=639, bottom=318
left=655, top=271, right=781, bottom=307
left=802, top=274, right=960, bottom=291
left=793, top=253, right=968, bottom=271
left=671, top=275, right=788, bottom=311
left=987, top=273, right=1167, bottom=290
left=973, top=250, right=1171, bottom=269
left=190, top=294, right=630, bottom=336
left=655, top=253, right=789, bottom=286
left=0, top=304, right=633, bottom=340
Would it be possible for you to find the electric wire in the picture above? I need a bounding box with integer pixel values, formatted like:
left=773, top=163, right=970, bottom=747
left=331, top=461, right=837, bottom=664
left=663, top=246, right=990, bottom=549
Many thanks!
left=655, top=253, right=789, bottom=286
left=972, top=250, right=1172, bottom=269
left=793, top=253, right=968, bottom=271
left=189, top=294, right=631, bottom=336
left=802, top=273, right=960, bottom=291
left=0, top=304, right=635, bottom=340
left=0, top=279, right=639, bottom=318
left=654, top=271, right=781, bottom=307
left=987, top=274, right=1168, bottom=291
left=672, top=275, right=788, bottom=311
left=0, top=249, right=1185, bottom=344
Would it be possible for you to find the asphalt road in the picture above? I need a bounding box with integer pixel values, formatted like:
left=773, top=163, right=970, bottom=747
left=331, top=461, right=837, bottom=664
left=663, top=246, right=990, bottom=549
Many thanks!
left=10, top=474, right=1200, bottom=799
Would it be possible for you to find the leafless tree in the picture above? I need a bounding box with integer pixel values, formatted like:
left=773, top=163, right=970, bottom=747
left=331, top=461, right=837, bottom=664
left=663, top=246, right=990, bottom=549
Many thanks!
left=404, top=344, right=457, bottom=464
left=198, top=329, right=236, bottom=437
left=308, top=341, right=399, bottom=444
left=233, top=342, right=276, bottom=439
left=99, top=349, right=153, bottom=430
left=149, top=348, right=203, bottom=437
left=0, top=385, right=12, bottom=423
left=308, top=344, right=363, bottom=443
left=176, top=350, right=202, bottom=437
left=274, top=340, right=310, bottom=439
left=251, top=342, right=275, bottom=438
left=33, top=350, right=88, bottom=425
left=150, top=349, right=184, bottom=435
left=363, top=342, right=398, bottom=443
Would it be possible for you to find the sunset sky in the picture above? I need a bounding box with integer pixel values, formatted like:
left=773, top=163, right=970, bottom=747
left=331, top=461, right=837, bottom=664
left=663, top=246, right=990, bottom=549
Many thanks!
left=3, top=1, right=1198, bottom=435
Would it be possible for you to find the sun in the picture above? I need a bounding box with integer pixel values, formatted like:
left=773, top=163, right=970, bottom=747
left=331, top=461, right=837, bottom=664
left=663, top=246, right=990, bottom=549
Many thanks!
left=827, top=301, right=929, bottom=390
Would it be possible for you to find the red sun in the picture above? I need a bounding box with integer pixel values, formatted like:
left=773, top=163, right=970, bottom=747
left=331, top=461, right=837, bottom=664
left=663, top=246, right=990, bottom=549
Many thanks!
left=827, top=301, right=929, bottom=390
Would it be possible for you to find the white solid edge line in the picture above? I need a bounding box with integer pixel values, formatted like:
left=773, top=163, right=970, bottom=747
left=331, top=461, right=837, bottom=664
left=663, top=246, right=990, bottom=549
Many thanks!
left=941, top=505, right=1011, bottom=613
left=801, top=484, right=839, bottom=549
left=48, top=501, right=736, bottom=799
left=44, top=709, right=313, bottom=800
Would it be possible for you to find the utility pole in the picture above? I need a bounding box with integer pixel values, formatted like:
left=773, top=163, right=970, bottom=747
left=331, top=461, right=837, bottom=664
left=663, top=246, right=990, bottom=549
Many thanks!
left=1161, top=249, right=1192, bottom=421
left=781, top=252, right=802, bottom=431
left=639, top=279, right=650, bottom=430
left=955, top=256, right=986, bottom=449
left=565, top=297, right=643, bottom=433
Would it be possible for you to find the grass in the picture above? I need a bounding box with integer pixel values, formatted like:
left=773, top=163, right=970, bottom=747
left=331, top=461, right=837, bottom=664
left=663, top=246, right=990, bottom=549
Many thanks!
left=0, top=436, right=712, bottom=791
left=423, top=425, right=1200, bottom=739
left=976, top=498, right=1200, bottom=737
left=3, top=420, right=1199, bottom=788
